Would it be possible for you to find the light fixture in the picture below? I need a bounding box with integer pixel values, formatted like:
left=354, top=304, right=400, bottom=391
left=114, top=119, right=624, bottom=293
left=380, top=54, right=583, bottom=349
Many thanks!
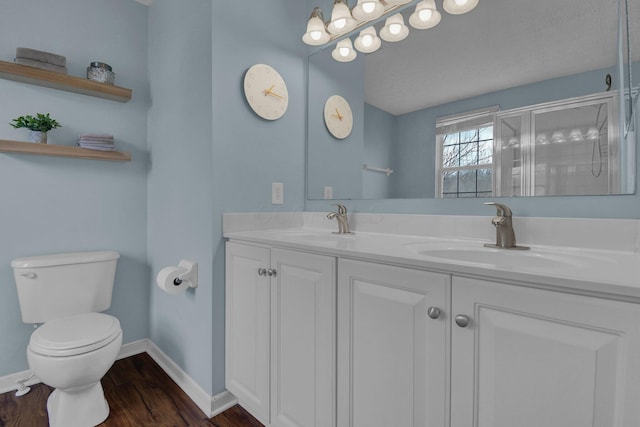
left=443, top=0, right=479, bottom=15
left=332, top=38, right=357, bottom=62
left=302, top=7, right=330, bottom=46
left=327, top=0, right=357, bottom=35
left=380, top=13, right=409, bottom=42
left=354, top=27, right=382, bottom=53
left=551, top=130, right=567, bottom=144
left=586, top=127, right=600, bottom=141
left=569, top=128, right=584, bottom=142
left=409, top=0, right=441, bottom=29
left=352, top=0, right=384, bottom=21
left=536, top=133, right=550, bottom=145
left=303, top=0, right=481, bottom=62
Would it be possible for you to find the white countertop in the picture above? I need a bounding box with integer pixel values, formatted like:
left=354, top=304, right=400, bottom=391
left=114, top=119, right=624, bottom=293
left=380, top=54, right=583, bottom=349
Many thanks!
left=224, top=227, right=640, bottom=301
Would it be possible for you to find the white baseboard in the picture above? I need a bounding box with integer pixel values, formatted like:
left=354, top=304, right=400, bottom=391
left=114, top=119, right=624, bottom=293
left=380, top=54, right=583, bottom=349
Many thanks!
left=0, top=338, right=237, bottom=418
left=0, top=369, right=39, bottom=395
left=117, top=339, right=148, bottom=360
left=210, top=389, right=239, bottom=417
left=145, top=340, right=237, bottom=418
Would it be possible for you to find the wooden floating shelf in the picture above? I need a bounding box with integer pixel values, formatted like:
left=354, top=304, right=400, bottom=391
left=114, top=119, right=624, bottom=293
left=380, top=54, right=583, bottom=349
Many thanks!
left=0, top=139, right=131, bottom=162
left=0, top=60, right=132, bottom=102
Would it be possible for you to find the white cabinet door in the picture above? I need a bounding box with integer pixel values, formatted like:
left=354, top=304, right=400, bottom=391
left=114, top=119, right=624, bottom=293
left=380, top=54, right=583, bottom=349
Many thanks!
left=225, top=242, right=271, bottom=424
left=451, top=277, right=640, bottom=427
left=270, top=248, right=336, bottom=427
left=338, top=259, right=449, bottom=427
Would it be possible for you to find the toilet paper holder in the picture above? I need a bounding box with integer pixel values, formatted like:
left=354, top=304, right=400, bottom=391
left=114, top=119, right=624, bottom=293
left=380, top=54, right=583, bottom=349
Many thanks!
left=173, top=260, right=198, bottom=289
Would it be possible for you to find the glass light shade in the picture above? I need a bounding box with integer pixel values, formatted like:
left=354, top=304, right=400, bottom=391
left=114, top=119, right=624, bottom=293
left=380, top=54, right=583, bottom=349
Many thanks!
left=327, top=0, right=357, bottom=35
left=352, top=0, right=384, bottom=21
left=409, top=0, right=441, bottom=29
left=354, top=27, right=381, bottom=53
left=586, top=127, right=600, bottom=141
left=569, top=128, right=585, bottom=142
left=332, top=38, right=357, bottom=62
left=551, top=130, right=567, bottom=144
left=302, top=8, right=330, bottom=46
left=443, top=0, right=479, bottom=15
left=536, top=133, right=550, bottom=145
left=379, top=13, right=409, bottom=42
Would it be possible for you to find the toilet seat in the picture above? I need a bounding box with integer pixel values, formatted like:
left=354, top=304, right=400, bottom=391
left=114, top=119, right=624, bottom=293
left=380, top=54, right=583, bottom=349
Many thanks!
left=29, top=313, right=121, bottom=357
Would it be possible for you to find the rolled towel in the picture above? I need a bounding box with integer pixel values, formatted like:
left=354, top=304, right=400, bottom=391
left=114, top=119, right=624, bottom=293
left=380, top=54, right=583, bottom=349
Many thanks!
left=14, top=58, right=67, bottom=74
left=15, top=47, right=66, bottom=67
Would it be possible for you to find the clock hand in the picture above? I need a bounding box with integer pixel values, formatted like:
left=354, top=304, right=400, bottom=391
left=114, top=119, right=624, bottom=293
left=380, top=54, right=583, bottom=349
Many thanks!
left=335, top=108, right=343, bottom=120
left=266, top=90, right=284, bottom=99
left=263, top=85, right=276, bottom=97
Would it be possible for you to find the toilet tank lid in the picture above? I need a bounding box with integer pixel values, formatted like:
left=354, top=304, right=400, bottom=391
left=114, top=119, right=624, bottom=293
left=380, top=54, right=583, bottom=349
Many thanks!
left=11, top=251, right=120, bottom=268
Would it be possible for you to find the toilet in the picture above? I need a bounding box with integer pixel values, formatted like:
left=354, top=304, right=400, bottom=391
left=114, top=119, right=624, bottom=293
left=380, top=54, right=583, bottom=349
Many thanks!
left=11, top=251, right=122, bottom=427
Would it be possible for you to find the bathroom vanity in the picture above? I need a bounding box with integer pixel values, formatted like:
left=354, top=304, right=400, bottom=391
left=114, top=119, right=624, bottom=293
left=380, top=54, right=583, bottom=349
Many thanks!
left=224, top=214, right=640, bottom=427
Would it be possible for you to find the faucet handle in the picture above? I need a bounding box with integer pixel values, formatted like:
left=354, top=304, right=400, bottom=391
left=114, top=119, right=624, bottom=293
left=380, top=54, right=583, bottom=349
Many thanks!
left=483, top=201, right=512, bottom=217
left=334, top=204, right=347, bottom=215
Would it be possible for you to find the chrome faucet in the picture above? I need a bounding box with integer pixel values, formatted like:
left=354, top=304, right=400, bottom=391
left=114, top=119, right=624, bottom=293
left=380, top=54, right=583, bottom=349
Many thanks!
left=483, top=202, right=529, bottom=250
left=327, top=204, right=353, bottom=234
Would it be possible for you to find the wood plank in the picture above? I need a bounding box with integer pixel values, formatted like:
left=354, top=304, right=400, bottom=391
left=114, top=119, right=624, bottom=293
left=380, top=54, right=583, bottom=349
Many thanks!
left=0, top=139, right=131, bottom=162
left=0, top=353, right=264, bottom=427
left=0, top=60, right=131, bottom=102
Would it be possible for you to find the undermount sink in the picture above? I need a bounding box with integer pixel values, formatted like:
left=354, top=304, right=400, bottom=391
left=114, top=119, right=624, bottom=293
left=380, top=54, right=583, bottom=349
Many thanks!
left=404, top=241, right=587, bottom=270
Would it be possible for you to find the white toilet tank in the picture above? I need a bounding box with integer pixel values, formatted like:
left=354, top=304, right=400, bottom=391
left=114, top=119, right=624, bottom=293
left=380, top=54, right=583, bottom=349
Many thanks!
left=11, top=251, right=120, bottom=324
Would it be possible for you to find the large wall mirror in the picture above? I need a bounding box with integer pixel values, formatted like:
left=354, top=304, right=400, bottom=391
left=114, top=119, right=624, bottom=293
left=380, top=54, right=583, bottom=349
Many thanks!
left=306, top=0, right=639, bottom=200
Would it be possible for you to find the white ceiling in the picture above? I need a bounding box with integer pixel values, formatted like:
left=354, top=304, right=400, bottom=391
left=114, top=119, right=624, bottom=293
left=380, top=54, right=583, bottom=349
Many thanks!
left=365, top=0, right=639, bottom=115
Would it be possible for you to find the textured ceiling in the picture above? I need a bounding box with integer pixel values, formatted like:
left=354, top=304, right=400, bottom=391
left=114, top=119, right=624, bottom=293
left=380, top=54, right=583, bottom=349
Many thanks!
left=365, top=0, right=638, bottom=115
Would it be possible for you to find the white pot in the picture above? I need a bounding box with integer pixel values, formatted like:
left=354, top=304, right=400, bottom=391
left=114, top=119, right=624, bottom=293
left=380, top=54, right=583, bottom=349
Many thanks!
left=29, top=130, right=47, bottom=144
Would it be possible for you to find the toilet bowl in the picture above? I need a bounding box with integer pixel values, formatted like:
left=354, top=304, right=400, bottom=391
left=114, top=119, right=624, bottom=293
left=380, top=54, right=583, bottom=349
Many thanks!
left=27, top=312, right=122, bottom=427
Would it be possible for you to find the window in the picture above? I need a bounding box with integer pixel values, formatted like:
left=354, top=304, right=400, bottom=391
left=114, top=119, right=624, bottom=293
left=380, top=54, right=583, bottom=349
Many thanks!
left=436, top=107, right=498, bottom=198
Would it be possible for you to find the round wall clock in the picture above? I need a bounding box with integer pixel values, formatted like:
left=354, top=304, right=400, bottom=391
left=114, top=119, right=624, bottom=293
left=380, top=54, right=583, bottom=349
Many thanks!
left=324, top=95, right=353, bottom=139
left=243, top=64, right=289, bottom=120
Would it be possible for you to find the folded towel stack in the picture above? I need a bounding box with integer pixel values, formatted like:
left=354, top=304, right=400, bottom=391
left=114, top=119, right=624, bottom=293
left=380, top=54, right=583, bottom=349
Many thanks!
left=78, top=134, right=115, bottom=151
left=15, top=47, right=67, bottom=74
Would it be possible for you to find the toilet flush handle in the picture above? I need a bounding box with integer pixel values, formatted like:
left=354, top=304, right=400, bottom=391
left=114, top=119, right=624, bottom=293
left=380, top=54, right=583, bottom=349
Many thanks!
left=20, top=272, right=37, bottom=279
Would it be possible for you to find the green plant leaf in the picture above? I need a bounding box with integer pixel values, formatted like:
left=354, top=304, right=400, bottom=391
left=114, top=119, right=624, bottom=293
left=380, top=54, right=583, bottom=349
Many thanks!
left=9, top=113, right=61, bottom=132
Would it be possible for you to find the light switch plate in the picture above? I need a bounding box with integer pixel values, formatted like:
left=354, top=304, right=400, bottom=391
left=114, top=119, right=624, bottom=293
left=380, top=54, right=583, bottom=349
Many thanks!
left=324, top=186, right=333, bottom=200
left=272, top=182, right=284, bottom=205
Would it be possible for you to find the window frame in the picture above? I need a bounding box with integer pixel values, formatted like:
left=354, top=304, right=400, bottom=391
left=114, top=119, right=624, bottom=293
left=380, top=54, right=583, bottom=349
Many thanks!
left=435, top=107, right=499, bottom=198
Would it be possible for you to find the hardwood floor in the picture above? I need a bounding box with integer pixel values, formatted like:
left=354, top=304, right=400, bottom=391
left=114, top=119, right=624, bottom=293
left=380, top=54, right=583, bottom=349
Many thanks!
left=0, top=352, right=264, bottom=427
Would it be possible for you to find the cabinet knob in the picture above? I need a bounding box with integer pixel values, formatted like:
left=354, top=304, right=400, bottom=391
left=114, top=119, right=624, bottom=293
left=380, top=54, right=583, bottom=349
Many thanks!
left=267, top=268, right=277, bottom=277
left=455, top=314, right=471, bottom=328
left=257, top=268, right=267, bottom=276
left=427, top=307, right=441, bottom=319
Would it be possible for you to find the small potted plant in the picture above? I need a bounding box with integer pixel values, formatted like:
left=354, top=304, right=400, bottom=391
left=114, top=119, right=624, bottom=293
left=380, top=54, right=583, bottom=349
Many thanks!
left=10, top=113, right=61, bottom=144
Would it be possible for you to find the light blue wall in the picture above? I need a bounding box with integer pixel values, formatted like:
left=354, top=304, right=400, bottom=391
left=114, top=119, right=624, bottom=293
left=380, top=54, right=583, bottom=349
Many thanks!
left=363, top=103, right=394, bottom=199
left=0, top=0, right=149, bottom=376
left=308, top=50, right=365, bottom=200
left=392, top=108, right=435, bottom=199
left=147, top=1, right=214, bottom=393
left=211, top=0, right=308, bottom=394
